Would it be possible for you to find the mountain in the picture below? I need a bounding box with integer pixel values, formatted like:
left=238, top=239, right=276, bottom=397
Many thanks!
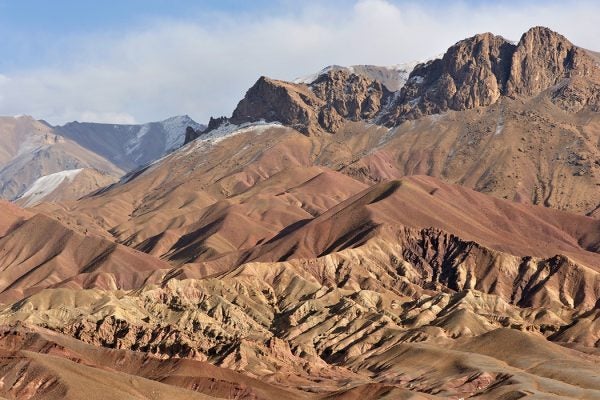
left=0, top=115, right=122, bottom=201
left=205, top=26, right=600, bottom=216
left=56, top=115, right=205, bottom=170
left=3, top=26, right=600, bottom=399
left=0, top=115, right=204, bottom=206
left=229, top=27, right=600, bottom=132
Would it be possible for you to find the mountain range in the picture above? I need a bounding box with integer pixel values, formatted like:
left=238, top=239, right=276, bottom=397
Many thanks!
left=0, top=26, right=600, bottom=399
left=0, top=115, right=203, bottom=206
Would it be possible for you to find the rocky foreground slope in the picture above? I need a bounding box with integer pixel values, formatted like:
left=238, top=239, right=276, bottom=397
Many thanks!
left=7, top=171, right=600, bottom=398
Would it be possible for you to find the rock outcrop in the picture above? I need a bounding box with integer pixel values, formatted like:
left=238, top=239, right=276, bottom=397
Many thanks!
left=227, top=71, right=390, bottom=135
left=183, top=126, right=201, bottom=145
left=380, top=33, right=514, bottom=123
left=381, top=27, right=600, bottom=125
left=310, top=69, right=391, bottom=130
left=507, top=27, right=581, bottom=97
left=222, top=27, right=600, bottom=134
left=230, top=76, right=325, bottom=135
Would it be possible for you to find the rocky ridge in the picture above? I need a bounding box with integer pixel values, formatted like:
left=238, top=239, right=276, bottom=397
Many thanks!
left=214, top=27, right=600, bottom=136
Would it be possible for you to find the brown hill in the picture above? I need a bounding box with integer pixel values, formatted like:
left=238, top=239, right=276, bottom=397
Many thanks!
left=0, top=207, right=172, bottom=303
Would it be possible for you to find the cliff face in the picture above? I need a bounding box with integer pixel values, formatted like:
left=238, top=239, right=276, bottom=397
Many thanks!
left=231, top=76, right=324, bottom=135
left=507, top=27, right=580, bottom=97
left=220, top=27, right=600, bottom=136
left=381, top=27, right=600, bottom=125
left=380, top=33, right=515, bottom=123
left=310, top=69, right=391, bottom=131
left=229, top=70, right=390, bottom=135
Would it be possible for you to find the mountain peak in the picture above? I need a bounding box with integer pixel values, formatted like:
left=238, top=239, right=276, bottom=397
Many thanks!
left=205, top=27, right=600, bottom=138
left=506, top=26, right=578, bottom=97
left=520, top=26, right=570, bottom=43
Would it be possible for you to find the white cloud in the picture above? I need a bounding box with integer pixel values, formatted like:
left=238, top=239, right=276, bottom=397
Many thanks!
left=78, top=111, right=137, bottom=125
left=0, top=0, right=599, bottom=125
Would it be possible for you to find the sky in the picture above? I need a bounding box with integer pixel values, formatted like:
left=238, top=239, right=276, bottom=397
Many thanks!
left=0, top=0, right=599, bottom=125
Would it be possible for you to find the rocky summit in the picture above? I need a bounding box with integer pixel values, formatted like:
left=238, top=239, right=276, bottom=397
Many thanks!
left=224, top=27, right=600, bottom=135
left=1, top=24, right=600, bottom=400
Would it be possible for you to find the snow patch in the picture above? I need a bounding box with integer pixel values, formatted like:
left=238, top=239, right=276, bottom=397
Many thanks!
left=293, top=65, right=346, bottom=84
left=495, top=109, right=505, bottom=136
left=175, top=121, right=285, bottom=159
left=125, top=124, right=150, bottom=156
left=122, top=116, right=204, bottom=160
left=19, top=169, right=83, bottom=206
left=160, top=115, right=202, bottom=152
left=198, top=120, right=283, bottom=145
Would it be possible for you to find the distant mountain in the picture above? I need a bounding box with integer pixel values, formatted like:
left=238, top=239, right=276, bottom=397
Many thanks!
left=56, top=115, right=205, bottom=171
left=0, top=115, right=122, bottom=201
left=293, top=62, right=425, bottom=91
left=0, top=114, right=205, bottom=206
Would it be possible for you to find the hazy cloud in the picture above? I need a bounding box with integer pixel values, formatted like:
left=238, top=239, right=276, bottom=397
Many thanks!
left=0, top=0, right=599, bottom=125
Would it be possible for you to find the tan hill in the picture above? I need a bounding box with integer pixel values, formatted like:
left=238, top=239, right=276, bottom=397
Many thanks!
left=0, top=324, right=305, bottom=400
left=1, top=264, right=599, bottom=398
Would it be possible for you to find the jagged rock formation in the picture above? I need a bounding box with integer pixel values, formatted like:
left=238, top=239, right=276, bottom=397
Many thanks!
left=184, top=126, right=201, bottom=145
left=229, top=70, right=390, bottom=135
left=230, top=77, right=325, bottom=135
left=381, top=27, right=600, bottom=124
left=507, top=27, right=590, bottom=97
left=380, top=32, right=515, bottom=123
left=310, top=70, right=391, bottom=131
left=219, top=27, right=600, bottom=135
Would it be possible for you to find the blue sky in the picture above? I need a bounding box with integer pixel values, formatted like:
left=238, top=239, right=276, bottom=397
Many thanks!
left=0, top=0, right=598, bottom=124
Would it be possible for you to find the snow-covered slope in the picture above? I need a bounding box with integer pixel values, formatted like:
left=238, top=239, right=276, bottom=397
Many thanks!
left=16, top=168, right=118, bottom=207
left=18, top=169, right=83, bottom=206
left=57, top=115, right=205, bottom=171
